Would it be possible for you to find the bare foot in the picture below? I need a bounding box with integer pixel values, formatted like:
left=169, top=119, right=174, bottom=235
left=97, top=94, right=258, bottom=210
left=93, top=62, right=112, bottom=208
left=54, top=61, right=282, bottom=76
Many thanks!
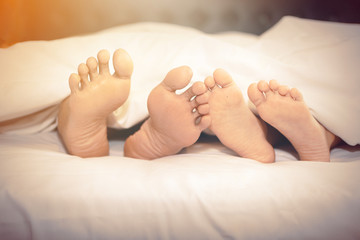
left=205, top=69, right=275, bottom=163
left=58, top=49, right=133, bottom=158
left=124, top=66, right=211, bottom=159
left=247, top=80, right=338, bottom=162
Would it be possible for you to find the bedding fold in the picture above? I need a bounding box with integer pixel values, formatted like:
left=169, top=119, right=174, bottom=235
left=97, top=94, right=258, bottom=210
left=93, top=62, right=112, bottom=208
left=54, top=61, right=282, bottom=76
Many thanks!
left=0, top=131, right=360, bottom=239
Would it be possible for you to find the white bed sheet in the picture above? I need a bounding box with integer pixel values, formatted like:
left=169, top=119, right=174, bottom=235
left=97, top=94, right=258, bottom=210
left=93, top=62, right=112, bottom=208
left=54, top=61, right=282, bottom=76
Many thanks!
left=1, top=131, right=360, bottom=240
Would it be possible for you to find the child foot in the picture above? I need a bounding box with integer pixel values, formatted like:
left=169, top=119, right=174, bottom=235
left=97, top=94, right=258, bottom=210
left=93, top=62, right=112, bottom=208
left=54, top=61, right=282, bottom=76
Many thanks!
left=124, top=66, right=211, bottom=159
left=248, top=80, right=337, bottom=161
left=58, top=49, right=133, bottom=158
left=205, top=69, right=275, bottom=163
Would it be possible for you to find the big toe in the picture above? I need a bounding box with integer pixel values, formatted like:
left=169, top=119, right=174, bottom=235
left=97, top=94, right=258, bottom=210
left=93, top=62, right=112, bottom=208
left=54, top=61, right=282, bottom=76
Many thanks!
left=162, top=66, right=193, bottom=92
left=247, top=82, right=265, bottom=107
left=113, top=48, right=134, bottom=79
left=213, top=68, right=233, bottom=87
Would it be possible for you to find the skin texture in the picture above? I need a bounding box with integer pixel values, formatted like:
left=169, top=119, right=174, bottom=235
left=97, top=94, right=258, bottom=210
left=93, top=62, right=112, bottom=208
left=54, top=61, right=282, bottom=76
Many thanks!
left=247, top=79, right=339, bottom=162
left=124, top=66, right=211, bottom=159
left=205, top=69, right=275, bottom=163
left=57, top=49, right=133, bottom=158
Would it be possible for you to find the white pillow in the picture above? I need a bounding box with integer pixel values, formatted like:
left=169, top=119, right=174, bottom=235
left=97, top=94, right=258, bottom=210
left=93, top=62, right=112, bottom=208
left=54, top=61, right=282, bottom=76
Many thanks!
left=249, top=16, right=360, bottom=146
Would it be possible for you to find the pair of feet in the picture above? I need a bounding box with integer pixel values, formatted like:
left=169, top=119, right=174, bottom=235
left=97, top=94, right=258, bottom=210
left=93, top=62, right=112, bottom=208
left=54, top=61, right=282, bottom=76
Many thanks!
left=58, top=49, right=337, bottom=162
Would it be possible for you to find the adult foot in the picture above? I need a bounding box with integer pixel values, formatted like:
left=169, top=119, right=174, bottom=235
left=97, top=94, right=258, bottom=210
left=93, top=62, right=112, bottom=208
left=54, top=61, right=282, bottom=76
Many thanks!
left=205, top=69, right=275, bottom=163
left=58, top=49, right=133, bottom=158
left=124, top=66, right=211, bottom=159
left=248, top=80, right=337, bottom=161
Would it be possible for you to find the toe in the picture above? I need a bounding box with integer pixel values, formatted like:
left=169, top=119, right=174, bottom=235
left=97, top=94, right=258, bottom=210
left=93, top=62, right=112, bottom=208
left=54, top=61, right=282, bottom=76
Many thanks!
left=196, top=115, right=211, bottom=131
left=248, top=82, right=265, bottom=107
left=197, top=104, right=210, bottom=115
left=204, top=76, right=215, bottom=90
left=195, top=91, right=210, bottom=105
left=113, top=48, right=134, bottom=79
left=69, top=73, right=81, bottom=93
left=183, top=81, right=206, bottom=100
left=257, top=80, right=270, bottom=93
left=162, top=66, right=193, bottom=92
left=190, top=91, right=210, bottom=109
left=192, top=81, right=207, bottom=95
left=269, top=79, right=279, bottom=91
left=258, top=80, right=275, bottom=98
left=78, top=63, right=89, bottom=87
left=97, top=49, right=110, bottom=75
left=278, top=85, right=290, bottom=96
left=213, top=68, right=233, bottom=88
left=86, top=57, right=98, bottom=80
left=290, top=88, right=303, bottom=101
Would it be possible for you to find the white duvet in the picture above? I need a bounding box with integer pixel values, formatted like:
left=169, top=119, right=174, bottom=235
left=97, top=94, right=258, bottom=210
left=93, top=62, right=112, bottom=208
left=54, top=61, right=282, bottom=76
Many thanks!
left=0, top=16, right=359, bottom=145
left=1, top=17, right=360, bottom=240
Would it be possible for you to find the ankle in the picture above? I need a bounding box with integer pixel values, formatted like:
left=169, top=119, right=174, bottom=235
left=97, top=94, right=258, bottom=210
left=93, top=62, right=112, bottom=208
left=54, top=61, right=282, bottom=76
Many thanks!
left=325, top=128, right=341, bottom=149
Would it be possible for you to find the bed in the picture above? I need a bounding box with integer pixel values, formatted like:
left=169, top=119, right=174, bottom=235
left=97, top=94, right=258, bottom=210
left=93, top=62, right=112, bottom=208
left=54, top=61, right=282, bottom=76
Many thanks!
left=1, top=16, right=360, bottom=240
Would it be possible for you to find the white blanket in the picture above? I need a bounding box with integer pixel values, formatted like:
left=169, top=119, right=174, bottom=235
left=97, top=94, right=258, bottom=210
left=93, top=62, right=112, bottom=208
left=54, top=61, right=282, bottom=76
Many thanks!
left=1, top=130, right=360, bottom=240
left=1, top=16, right=360, bottom=240
left=0, top=16, right=360, bottom=146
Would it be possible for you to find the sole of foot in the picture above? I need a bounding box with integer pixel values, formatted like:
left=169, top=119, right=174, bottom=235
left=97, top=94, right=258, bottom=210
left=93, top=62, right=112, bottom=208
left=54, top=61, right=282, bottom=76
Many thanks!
left=205, top=69, right=275, bottom=163
left=124, top=66, right=211, bottom=159
left=58, top=49, right=133, bottom=158
left=248, top=80, right=337, bottom=162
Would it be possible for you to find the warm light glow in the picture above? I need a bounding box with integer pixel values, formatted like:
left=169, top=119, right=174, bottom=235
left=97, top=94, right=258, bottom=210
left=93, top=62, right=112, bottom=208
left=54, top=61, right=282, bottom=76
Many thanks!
left=0, top=0, right=24, bottom=47
left=1, top=0, right=359, bottom=47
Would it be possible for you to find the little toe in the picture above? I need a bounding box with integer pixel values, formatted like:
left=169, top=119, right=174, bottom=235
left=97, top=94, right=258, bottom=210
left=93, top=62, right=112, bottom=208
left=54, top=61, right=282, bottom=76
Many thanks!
left=248, top=82, right=266, bottom=107
left=196, top=115, right=211, bottom=131
left=78, top=63, right=89, bottom=87
left=86, top=57, right=98, bottom=80
left=213, top=68, right=233, bottom=88
left=278, top=85, right=290, bottom=96
left=69, top=73, right=81, bottom=93
left=97, top=49, right=110, bottom=75
left=290, top=88, right=303, bottom=101
left=113, top=48, right=134, bottom=79
left=162, top=66, right=193, bottom=92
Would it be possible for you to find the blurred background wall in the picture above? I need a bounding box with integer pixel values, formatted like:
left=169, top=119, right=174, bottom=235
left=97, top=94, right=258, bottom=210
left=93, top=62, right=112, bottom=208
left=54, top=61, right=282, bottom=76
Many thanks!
left=1, top=0, right=359, bottom=47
